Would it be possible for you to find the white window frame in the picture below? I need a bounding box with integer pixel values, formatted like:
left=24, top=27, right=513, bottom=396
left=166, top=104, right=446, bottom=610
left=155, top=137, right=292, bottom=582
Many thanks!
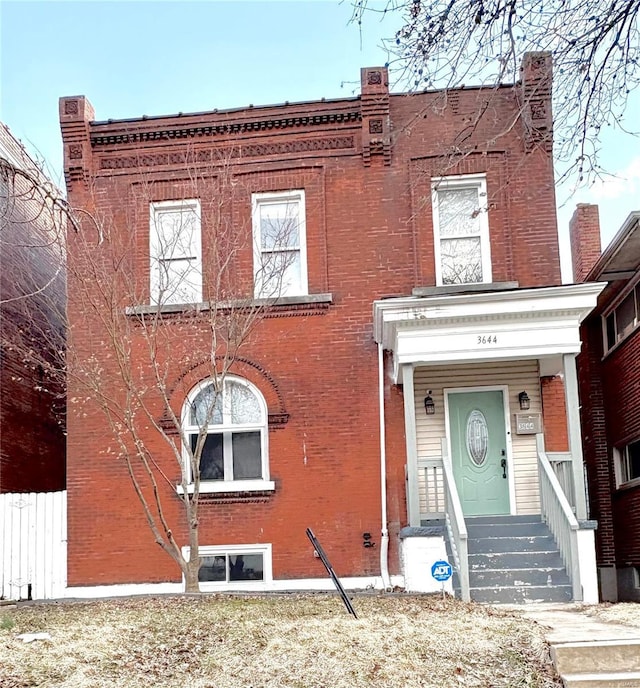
left=182, top=544, right=273, bottom=591
left=614, top=439, right=640, bottom=489
left=432, top=175, right=492, bottom=286
left=178, top=376, right=274, bottom=494
left=149, top=199, right=202, bottom=306
left=252, top=190, right=308, bottom=298
left=602, top=277, right=640, bottom=356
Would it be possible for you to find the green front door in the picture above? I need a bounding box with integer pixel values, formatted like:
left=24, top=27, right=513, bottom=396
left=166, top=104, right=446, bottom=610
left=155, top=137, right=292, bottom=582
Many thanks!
left=448, top=390, right=510, bottom=516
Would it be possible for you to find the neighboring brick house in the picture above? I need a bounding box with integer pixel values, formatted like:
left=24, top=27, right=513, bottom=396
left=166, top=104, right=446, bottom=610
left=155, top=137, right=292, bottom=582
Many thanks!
left=60, top=54, right=604, bottom=602
left=571, top=204, right=640, bottom=602
left=0, top=124, right=66, bottom=493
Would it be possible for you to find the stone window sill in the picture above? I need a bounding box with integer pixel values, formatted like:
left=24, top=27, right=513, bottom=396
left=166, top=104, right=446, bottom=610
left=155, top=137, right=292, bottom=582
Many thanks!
left=126, top=293, right=332, bottom=317
left=176, top=480, right=275, bottom=495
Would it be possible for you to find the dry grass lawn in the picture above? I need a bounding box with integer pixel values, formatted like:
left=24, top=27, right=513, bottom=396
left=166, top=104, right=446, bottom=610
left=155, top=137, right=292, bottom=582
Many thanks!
left=581, top=602, right=640, bottom=629
left=0, top=594, right=561, bottom=688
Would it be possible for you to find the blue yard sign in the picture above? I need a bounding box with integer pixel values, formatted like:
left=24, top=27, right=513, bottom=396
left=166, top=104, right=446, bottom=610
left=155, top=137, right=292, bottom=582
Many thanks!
left=431, top=560, right=453, bottom=582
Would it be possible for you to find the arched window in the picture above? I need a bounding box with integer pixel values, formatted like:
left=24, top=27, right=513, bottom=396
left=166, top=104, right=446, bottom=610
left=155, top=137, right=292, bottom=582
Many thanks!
left=183, top=376, right=272, bottom=491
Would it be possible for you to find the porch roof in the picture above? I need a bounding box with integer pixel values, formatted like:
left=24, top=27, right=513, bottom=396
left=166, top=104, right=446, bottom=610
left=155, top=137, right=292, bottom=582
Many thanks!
left=373, top=283, right=605, bottom=381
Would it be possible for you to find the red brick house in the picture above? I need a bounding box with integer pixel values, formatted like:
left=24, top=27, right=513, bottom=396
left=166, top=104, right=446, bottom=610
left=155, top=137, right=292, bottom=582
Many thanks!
left=59, top=54, right=603, bottom=603
left=571, top=204, right=640, bottom=602
left=0, top=123, right=66, bottom=493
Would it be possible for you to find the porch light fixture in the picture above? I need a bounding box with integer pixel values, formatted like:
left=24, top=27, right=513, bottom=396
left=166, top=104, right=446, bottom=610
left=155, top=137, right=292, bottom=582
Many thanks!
left=518, top=391, right=531, bottom=411
left=424, top=391, right=435, bottom=416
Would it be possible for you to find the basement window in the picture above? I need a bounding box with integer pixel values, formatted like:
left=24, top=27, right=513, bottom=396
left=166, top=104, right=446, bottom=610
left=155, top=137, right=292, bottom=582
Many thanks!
left=184, top=544, right=272, bottom=590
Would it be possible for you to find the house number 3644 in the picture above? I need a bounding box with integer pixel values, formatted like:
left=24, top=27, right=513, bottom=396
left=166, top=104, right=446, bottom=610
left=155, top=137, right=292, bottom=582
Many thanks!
left=477, top=335, right=498, bottom=344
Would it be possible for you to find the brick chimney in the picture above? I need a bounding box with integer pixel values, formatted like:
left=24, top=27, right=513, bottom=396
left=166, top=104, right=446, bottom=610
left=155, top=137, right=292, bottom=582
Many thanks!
left=569, top=203, right=601, bottom=282
left=520, top=52, right=553, bottom=153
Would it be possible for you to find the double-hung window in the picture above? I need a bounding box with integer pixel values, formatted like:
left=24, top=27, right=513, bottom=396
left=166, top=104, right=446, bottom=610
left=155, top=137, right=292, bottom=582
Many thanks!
left=603, top=283, right=640, bottom=354
left=182, top=376, right=273, bottom=493
left=615, top=439, right=640, bottom=487
left=150, top=199, right=202, bottom=305
left=252, top=190, right=307, bottom=298
left=432, top=175, right=491, bottom=286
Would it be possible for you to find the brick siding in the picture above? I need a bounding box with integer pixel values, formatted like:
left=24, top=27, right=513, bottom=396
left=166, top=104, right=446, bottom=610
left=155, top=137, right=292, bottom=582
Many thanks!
left=61, top=61, right=563, bottom=586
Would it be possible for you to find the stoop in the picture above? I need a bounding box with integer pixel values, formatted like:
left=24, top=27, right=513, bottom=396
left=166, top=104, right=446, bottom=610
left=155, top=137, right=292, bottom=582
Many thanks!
left=552, top=639, right=640, bottom=687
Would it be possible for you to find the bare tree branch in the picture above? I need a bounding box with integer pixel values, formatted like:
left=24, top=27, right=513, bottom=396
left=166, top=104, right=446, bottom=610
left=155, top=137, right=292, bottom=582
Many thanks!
left=352, top=0, right=640, bottom=184
left=1, top=145, right=296, bottom=592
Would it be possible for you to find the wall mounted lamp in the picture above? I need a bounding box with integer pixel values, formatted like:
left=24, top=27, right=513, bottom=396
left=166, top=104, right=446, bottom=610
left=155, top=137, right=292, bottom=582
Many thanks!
left=518, top=391, right=531, bottom=411
left=424, top=391, right=435, bottom=416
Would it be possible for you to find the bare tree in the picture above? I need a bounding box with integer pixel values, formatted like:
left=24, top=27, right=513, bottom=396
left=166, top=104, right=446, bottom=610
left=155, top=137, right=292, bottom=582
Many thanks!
left=1, top=149, right=296, bottom=592
left=352, top=0, right=640, bottom=184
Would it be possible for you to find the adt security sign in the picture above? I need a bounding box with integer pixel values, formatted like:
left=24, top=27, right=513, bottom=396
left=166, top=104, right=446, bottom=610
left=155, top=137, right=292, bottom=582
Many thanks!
left=431, top=560, right=452, bottom=582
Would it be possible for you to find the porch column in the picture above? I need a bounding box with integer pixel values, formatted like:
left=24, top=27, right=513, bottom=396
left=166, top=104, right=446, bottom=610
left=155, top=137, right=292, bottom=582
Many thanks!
left=563, top=353, right=588, bottom=520
left=402, top=364, right=421, bottom=526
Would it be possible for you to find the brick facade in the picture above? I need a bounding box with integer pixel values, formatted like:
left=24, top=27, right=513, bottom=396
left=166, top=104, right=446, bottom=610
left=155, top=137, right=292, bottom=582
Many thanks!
left=61, top=58, right=566, bottom=588
left=572, top=206, right=640, bottom=600
left=0, top=124, right=66, bottom=493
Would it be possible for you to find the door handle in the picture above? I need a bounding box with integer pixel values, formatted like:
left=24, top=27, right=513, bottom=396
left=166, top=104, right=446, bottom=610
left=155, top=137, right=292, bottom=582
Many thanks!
left=500, top=458, right=507, bottom=479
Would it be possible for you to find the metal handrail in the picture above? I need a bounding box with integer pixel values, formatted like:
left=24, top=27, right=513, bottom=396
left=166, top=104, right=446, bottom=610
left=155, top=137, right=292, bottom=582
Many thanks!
left=536, top=434, right=582, bottom=601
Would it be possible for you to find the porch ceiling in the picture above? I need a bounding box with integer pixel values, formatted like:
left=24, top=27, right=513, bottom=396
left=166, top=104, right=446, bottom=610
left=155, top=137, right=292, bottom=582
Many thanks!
left=373, top=283, right=605, bottom=381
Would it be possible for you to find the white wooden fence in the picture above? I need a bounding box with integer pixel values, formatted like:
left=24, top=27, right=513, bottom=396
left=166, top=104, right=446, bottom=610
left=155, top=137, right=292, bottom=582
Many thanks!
left=0, top=490, right=66, bottom=600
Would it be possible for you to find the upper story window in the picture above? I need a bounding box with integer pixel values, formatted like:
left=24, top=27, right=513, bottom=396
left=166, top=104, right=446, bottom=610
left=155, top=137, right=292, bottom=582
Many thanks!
left=432, top=175, right=491, bottom=286
left=615, top=438, right=640, bottom=487
left=182, top=376, right=274, bottom=493
left=150, top=199, right=202, bottom=305
left=603, top=282, right=640, bottom=354
left=252, top=190, right=307, bottom=298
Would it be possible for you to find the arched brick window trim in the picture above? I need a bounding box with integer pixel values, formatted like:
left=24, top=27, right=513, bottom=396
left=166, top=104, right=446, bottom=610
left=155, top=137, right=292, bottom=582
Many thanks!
left=159, top=355, right=289, bottom=435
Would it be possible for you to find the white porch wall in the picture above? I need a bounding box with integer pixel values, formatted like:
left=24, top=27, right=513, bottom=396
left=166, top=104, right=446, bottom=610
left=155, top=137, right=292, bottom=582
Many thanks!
left=413, top=360, right=543, bottom=515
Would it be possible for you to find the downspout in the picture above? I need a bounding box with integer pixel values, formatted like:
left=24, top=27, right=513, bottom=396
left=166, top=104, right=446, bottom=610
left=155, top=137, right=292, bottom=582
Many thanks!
left=378, top=342, right=391, bottom=590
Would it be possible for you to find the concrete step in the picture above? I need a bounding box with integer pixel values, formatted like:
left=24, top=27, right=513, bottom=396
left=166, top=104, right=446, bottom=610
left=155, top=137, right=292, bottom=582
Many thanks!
left=561, top=671, right=640, bottom=687
left=469, top=550, right=565, bottom=570
left=552, top=640, right=640, bottom=675
left=468, top=535, right=556, bottom=553
left=465, top=514, right=543, bottom=524
left=469, top=566, right=570, bottom=587
left=467, top=521, right=550, bottom=538
left=470, top=584, right=572, bottom=604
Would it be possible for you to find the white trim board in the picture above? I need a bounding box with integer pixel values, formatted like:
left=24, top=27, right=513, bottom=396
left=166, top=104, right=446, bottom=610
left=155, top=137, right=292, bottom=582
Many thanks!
left=64, top=575, right=405, bottom=599
left=373, top=283, right=606, bottom=382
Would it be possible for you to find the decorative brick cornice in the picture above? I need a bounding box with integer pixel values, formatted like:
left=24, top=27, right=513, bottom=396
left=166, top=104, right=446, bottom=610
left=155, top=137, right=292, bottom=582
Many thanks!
left=90, top=111, right=360, bottom=147
left=99, top=136, right=355, bottom=170
left=360, top=68, right=391, bottom=166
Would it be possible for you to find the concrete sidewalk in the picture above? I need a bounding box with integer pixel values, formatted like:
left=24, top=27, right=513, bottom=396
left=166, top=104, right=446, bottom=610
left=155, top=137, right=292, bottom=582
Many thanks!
left=520, top=604, right=640, bottom=687
left=522, top=604, right=640, bottom=644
